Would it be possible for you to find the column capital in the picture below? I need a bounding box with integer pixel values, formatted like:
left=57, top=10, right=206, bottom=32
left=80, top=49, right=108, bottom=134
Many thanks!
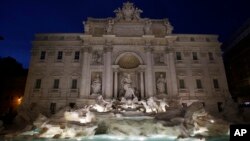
left=104, top=45, right=113, bottom=52
left=165, top=36, right=177, bottom=44
left=139, top=65, right=146, bottom=70
left=165, top=47, right=174, bottom=53
left=81, top=46, right=92, bottom=53
left=144, top=46, right=153, bottom=52
left=112, top=65, right=120, bottom=72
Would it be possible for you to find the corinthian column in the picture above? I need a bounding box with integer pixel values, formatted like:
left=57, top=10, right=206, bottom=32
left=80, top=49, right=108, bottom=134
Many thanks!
left=166, top=46, right=178, bottom=96
left=80, top=46, right=91, bottom=98
left=145, top=46, right=154, bottom=97
left=104, top=45, right=113, bottom=98
left=140, top=71, right=145, bottom=98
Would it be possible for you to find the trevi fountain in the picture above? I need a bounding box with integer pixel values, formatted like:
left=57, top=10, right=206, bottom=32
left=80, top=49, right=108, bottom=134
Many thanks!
left=1, top=2, right=250, bottom=141
left=0, top=77, right=237, bottom=140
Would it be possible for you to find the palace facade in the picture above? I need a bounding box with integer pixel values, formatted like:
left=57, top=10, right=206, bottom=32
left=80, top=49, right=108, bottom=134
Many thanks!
left=23, top=2, right=230, bottom=114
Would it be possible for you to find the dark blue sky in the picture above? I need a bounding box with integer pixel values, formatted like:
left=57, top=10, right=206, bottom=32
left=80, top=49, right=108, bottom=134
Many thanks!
left=0, top=0, right=249, bottom=68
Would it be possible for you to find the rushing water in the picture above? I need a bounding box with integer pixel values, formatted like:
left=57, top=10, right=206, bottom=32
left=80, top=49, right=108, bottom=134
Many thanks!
left=2, top=135, right=229, bottom=141
left=1, top=103, right=230, bottom=141
left=1, top=117, right=230, bottom=141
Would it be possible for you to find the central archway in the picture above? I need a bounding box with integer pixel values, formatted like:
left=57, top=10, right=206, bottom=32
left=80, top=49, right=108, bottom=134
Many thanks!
left=115, top=52, right=143, bottom=69
left=114, top=52, right=144, bottom=99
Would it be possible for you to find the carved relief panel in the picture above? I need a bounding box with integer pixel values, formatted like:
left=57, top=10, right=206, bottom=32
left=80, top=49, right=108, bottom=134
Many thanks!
left=91, top=51, right=103, bottom=65
left=154, top=53, right=165, bottom=65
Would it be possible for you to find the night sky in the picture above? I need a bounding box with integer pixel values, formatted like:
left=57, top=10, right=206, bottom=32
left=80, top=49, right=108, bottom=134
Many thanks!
left=0, top=0, right=250, bottom=68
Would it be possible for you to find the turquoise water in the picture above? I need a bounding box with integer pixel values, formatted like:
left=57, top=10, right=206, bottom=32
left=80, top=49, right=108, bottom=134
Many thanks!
left=2, top=135, right=229, bottom=141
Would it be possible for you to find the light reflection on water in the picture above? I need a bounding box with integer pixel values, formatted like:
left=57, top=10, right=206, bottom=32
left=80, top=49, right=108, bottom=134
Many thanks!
left=2, top=135, right=229, bottom=141
left=2, top=114, right=230, bottom=141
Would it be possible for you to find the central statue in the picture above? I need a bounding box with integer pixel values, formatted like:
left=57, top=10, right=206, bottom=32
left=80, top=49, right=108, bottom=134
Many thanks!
left=121, top=73, right=136, bottom=99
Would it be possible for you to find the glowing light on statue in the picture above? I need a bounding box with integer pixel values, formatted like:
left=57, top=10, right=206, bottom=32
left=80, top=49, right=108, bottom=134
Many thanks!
left=17, top=97, right=22, bottom=105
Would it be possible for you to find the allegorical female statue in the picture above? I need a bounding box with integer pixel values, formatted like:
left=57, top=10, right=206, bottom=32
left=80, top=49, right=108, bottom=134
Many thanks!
left=157, top=74, right=166, bottom=94
left=144, top=20, right=152, bottom=35
left=91, top=74, right=101, bottom=95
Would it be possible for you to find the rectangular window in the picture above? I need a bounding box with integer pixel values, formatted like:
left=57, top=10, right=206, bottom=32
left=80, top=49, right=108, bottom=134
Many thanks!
left=50, top=103, right=56, bottom=114
left=71, top=79, right=77, bottom=89
left=40, top=51, right=46, bottom=60
left=53, top=79, right=60, bottom=89
left=196, top=79, right=202, bottom=89
left=192, top=52, right=198, bottom=60
left=176, top=52, right=182, bottom=60
left=57, top=51, right=63, bottom=60
left=69, top=103, right=76, bottom=108
left=179, top=79, right=185, bottom=89
left=74, top=51, right=80, bottom=60
left=213, top=79, right=219, bottom=89
left=208, top=52, right=214, bottom=60
left=34, top=79, right=41, bottom=89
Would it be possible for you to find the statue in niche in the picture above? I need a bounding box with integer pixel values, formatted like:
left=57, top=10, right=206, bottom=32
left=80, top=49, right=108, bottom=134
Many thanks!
left=144, top=20, right=152, bottom=35
left=156, top=74, right=166, bottom=94
left=91, top=74, right=101, bottom=95
left=120, top=73, right=136, bottom=99
left=106, top=19, right=114, bottom=34
left=92, top=51, right=102, bottom=64
left=83, top=21, right=90, bottom=34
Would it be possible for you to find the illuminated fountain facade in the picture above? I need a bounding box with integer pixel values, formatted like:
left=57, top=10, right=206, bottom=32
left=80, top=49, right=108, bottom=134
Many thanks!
left=23, top=2, right=230, bottom=116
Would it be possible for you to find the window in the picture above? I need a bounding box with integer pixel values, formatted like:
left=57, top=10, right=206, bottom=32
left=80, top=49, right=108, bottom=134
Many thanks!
left=40, top=51, right=46, bottom=60
left=34, top=79, right=41, bottom=89
left=182, top=103, right=187, bottom=108
left=50, top=103, right=56, bottom=114
left=176, top=52, right=182, bottom=60
left=71, top=79, right=77, bottom=89
left=208, top=52, right=214, bottom=60
left=179, top=79, right=185, bottom=89
left=213, top=79, right=219, bottom=89
left=69, top=103, right=76, bottom=108
left=74, top=51, right=80, bottom=60
left=192, top=52, right=198, bottom=60
left=53, top=79, right=60, bottom=89
left=57, top=51, right=63, bottom=60
left=196, top=79, right=202, bottom=89
left=217, top=102, right=223, bottom=112
left=202, top=102, right=205, bottom=107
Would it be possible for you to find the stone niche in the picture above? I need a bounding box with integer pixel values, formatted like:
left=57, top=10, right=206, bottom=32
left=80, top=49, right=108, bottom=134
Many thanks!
left=118, top=72, right=140, bottom=98
left=117, top=53, right=141, bottom=69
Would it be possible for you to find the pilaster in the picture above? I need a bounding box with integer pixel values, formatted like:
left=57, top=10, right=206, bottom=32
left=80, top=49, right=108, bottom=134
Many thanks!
left=104, top=45, right=113, bottom=98
left=79, top=46, right=91, bottom=98
left=165, top=45, right=178, bottom=96
left=144, top=46, right=154, bottom=97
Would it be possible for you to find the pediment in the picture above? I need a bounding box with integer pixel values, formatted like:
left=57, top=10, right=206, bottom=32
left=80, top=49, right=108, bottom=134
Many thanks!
left=50, top=71, right=63, bottom=76
left=71, top=72, right=80, bottom=76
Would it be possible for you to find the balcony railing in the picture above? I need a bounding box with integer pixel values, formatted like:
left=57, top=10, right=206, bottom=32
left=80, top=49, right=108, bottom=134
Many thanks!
left=69, top=89, right=79, bottom=97
left=49, top=88, right=61, bottom=93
